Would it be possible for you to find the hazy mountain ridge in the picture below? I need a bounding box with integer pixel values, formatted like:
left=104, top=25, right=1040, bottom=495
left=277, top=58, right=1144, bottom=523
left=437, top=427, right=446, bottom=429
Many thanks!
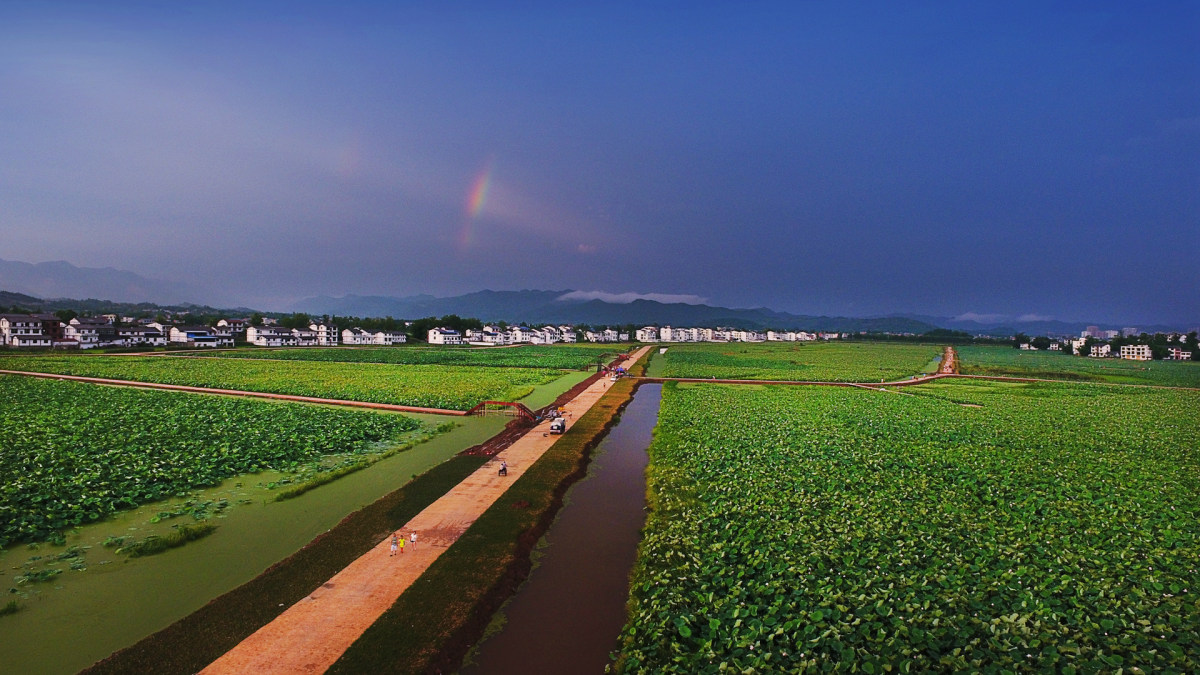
left=293, top=291, right=941, bottom=333
left=0, top=259, right=195, bottom=305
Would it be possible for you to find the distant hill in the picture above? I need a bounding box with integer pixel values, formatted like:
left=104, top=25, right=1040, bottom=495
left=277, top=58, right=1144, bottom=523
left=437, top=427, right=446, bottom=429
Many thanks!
left=892, top=314, right=1181, bottom=338
left=0, top=258, right=195, bottom=305
left=292, top=290, right=941, bottom=333
left=0, top=289, right=258, bottom=318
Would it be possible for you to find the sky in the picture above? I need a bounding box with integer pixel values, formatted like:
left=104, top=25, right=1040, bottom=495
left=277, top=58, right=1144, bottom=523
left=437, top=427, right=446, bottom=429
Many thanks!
left=1, top=1, right=1197, bottom=324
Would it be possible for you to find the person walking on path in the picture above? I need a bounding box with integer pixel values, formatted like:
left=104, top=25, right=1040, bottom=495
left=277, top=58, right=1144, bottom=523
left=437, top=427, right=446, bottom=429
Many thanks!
left=389, top=533, right=398, bottom=557
left=398, top=534, right=405, bottom=554
left=410, top=532, right=417, bottom=549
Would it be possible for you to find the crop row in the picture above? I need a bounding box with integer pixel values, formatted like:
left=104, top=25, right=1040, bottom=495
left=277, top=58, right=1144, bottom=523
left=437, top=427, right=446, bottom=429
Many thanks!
left=651, top=342, right=941, bottom=382
left=186, top=344, right=623, bottom=370
left=617, top=380, right=1200, bottom=673
left=0, top=355, right=562, bottom=410
left=0, top=375, right=422, bottom=546
left=958, top=345, right=1200, bottom=388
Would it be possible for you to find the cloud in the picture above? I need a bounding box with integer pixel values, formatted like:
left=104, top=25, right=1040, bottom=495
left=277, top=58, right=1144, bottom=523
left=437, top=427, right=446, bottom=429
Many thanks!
left=1016, top=313, right=1055, bottom=322
left=953, top=312, right=1009, bottom=323
left=557, top=290, right=709, bottom=305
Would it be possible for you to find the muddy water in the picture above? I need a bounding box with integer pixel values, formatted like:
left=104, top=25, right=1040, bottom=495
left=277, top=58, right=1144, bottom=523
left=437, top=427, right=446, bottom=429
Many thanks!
left=461, top=384, right=661, bottom=675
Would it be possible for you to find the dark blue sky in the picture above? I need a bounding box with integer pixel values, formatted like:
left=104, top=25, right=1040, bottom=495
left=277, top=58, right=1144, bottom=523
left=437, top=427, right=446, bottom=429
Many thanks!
left=2, top=2, right=1197, bottom=324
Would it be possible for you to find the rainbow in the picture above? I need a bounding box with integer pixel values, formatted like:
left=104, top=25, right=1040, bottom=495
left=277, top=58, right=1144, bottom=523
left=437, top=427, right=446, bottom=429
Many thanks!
left=467, top=163, right=492, bottom=219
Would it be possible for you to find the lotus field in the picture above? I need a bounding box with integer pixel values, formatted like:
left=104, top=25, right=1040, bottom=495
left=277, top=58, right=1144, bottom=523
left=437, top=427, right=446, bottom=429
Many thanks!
left=651, top=342, right=942, bottom=382
left=0, top=355, right=562, bottom=410
left=187, top=343, right=623, bottom=370
left=0, top=375, right=423, bottom=547
left=958, top=345, right=1200, bottom=388
left=617, top=380, right=1200, bottom=673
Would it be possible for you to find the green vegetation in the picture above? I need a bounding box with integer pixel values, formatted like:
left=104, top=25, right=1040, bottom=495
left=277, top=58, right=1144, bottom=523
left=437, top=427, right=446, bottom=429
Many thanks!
left=189, top=344, right=624, bottom=370
left=617, top=380, right=1200, bottom=673
left=329, top=378, right=639, bottom=675
left=82, top=454, right=490, bottom=675
left=1, top=599, right=19, bottom=616
left=117, top=523, right=217, bottom=557
left=959, top=345, right=1200, bottom=387
left=0, top=375, right=422, bottom=546
left=653, top=342, right=941, bottom=381
left=0, top=354, right=562, bottom=409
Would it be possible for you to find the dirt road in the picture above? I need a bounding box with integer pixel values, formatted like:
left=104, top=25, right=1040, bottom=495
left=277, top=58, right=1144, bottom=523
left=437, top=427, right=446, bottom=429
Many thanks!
left=199, top=346, right=651, bottom=675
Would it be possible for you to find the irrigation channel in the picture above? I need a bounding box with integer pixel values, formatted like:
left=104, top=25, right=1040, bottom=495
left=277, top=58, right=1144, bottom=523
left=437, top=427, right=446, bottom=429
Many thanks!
left=461, top=383, right=662, bottom=674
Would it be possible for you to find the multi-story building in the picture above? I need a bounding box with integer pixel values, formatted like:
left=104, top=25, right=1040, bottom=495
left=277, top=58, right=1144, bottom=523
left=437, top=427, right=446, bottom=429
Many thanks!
left=0, top=314, right=49, bottom=346
left=636, top=326, right=658, bottom=342
left=372, top=331, right=407, bottom=345
left=247, top=326, right=298, bottom=347
left=170, top=326, right=221, bottom=347
left=427, top=328, right=463, bottom=345
left=309, top=323, right=339, bottom=346
left=1119, top=344, right=1152, bottom=361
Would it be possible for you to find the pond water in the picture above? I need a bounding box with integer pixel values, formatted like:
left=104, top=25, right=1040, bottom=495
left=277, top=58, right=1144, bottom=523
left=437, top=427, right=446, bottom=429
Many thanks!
left=461, top=384, right=661, bottom=674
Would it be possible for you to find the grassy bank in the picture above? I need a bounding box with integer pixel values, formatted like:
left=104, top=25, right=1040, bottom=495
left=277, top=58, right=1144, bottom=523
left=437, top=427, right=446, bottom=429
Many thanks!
left=81, top=454, right=489, bottom=675
left=328, top=377, right=642, bottom=674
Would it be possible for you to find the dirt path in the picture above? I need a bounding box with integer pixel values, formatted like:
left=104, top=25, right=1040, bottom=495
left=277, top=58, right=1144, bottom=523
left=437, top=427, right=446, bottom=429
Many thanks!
left=939, top=345, right=958, bottom=374
left=198, top=347, right=651, bottom=675
left=0, top=369, right=468, bottom=416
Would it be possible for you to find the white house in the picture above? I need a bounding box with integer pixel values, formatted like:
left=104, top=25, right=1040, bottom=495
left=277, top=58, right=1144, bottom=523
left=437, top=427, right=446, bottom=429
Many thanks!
left=1, top=314, right=48, bottom=346
left=290, top=326, right=318, bottom=346
left=117, top=326, right=167, bottom=347
left=1090, top=344, right=1112, bottom=358
left=170, top=326, right=221, bottom=347
left=64, top=318, right=107, bottom=348
left=636, top=326, right=659, bottom=342
left=372, top=331, right=407, bottom=345
left=529, top=328, right=558, bottom=345
left=467, top=330, right=508, bottom=346
left=217, top=318, right=248, bottom=333
left=427, top=328, right=464, bottom=345
left=246, top=326, right=297, bottom=347
left=309, top=323, right=339, bottom=346
left=341, top=328, right=375, bottom=345
left=508, top=326, right=534, bottom=343
left=1120, top=344, right=1152, bottom=361
left=1167, top=346, right=1192, bottom=361
left=558, top=326, right=578, bottom=342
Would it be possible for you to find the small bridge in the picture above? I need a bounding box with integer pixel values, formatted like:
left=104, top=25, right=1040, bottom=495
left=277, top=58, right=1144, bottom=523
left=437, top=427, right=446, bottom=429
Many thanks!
left=464, top=400, right=539, bottom=423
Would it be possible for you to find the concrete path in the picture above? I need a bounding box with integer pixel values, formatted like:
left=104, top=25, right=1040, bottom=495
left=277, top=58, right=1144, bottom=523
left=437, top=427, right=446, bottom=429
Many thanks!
left=199, top=347, right=650, bottom=675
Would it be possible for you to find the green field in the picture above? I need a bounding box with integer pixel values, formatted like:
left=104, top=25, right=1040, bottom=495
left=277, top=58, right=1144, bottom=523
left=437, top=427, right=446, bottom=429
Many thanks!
left=617, top=380, right=1200, bottom=673
left=0, top=375, right=424, bottom=546
left=958, top=345, right=1200, bottom=388
left=183, top=343, right=626, bottom=370
left=0, top=355, right=562, bottom=410
left=649, top=342, right=942, bottom=382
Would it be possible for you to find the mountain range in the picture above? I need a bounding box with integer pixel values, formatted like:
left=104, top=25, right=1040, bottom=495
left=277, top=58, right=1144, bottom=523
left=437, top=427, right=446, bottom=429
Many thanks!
left=0, top=258, right=195, bottom=305
left=0, top=259, right=1186, bottom=336
left=291, top=291, right=1184, bottom=336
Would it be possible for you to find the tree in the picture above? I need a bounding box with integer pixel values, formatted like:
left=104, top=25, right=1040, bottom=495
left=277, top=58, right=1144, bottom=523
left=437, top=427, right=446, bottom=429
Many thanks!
left=1012, top=333, right=1031, bottom=348
left=1031, top=336, right=1052, bottom=350
left=278, top=313, right=312, bottom=330
left=54, top=309, right=78, bottom=323
left=250, top=313, right=264, bottom=327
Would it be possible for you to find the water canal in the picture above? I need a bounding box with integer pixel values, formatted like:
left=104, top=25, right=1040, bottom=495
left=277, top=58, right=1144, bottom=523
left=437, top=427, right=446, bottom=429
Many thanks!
left=461, top=383, right=662, bottom=674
